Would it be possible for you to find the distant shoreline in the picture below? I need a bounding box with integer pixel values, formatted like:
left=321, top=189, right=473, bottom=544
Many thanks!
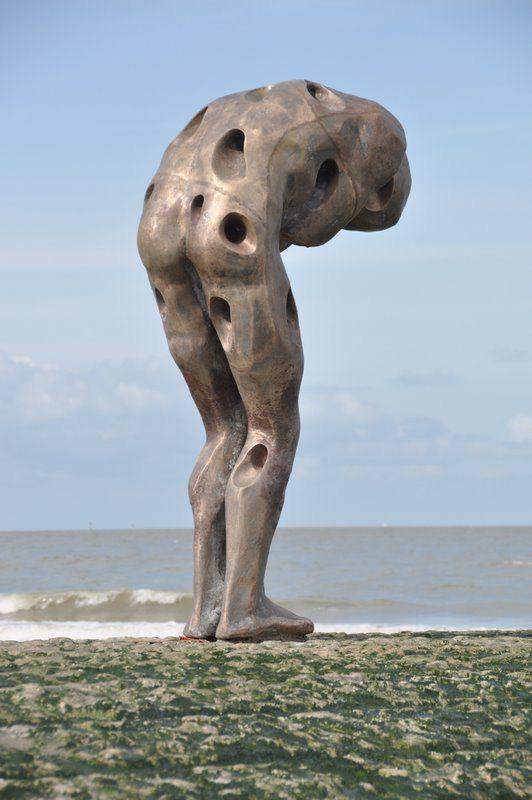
left=2, top=524, right=532, bottom=534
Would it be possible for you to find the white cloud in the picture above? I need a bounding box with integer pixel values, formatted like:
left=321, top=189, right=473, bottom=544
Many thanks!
left=491, top=348, right=528, bottom=363
left=0, top=353, right=172, bottom=422
left=18, top=376, right=84, bottom=422
left=342, top=462, right=443, bottom=480
left=299, top=388, right=376, bottom=434
left=2, top=350, right=531, bottom=528
left=334, top=392, right=374, bottom=422
left=299, top=392, right=325, bottom=423
left=403, top=463, right=442, bottom=477
left=394, top=370, right=456, bottom=388
left=292, top=455, right=320, bottom=478
left=507, top=413, right=532, bottom=443
left=114, top=382, right=169, bottom=411
left=10, top=355, right=36, bottom=367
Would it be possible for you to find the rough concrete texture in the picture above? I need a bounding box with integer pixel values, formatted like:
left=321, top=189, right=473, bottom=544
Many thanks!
left=0, top=632, right=530, bottom=798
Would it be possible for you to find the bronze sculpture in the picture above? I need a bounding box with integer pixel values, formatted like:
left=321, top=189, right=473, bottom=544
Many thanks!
left=138, top=80, right=411, bottom=641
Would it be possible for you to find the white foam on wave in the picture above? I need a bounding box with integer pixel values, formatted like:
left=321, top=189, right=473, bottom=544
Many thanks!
left=0, top=620, right=526, bottom=642
left=0, top=621, right=186, bottom=642
left=314, top=622, right=525, bottom=634
left=0, top=589, right=189, bottom=615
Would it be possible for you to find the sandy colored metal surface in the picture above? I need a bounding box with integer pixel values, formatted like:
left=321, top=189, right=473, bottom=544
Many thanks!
left=137, top=81, right=411, bottom=640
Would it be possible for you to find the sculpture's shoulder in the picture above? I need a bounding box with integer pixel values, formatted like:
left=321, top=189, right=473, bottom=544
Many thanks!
left=158, top=80, right=314, bottom=175
left=157, top=79, right=405, bottom=180
left=139, top=80, right=410, bottom=260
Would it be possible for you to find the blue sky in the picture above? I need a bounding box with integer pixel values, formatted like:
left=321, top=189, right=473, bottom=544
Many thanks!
left=1, top=0, right=531, bottom=529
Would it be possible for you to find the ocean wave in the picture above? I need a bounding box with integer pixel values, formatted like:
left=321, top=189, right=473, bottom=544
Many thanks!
left=0, top=589, right=194, bottom=622
left=1, top=589, right=529, bottom=629
left=0, top=589, right=426, bottom=623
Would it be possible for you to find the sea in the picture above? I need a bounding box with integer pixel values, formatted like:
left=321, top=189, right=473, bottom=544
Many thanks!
left=0, top=527, right=530, bottom=641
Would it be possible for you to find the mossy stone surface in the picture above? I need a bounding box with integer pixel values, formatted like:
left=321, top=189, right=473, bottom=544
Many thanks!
left=0, top=632, right=530, bottom=798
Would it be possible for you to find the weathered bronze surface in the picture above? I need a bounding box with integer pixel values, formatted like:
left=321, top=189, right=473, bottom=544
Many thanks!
left=137, top=80, right=411, bottom=641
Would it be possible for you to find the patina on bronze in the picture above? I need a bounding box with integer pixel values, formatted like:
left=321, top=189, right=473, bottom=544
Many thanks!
left=138, top=80, right=411, bottom=641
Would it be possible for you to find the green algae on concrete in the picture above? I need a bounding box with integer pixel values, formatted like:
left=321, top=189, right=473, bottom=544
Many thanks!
left=0, top=632, right=530, bottom=799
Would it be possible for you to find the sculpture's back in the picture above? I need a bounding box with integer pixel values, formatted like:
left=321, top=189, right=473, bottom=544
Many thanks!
left=138, top=80, right=411, bottom=641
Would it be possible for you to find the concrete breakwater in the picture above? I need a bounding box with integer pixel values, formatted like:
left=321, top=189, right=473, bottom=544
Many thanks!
left=0, top=632, right=530, bottom=798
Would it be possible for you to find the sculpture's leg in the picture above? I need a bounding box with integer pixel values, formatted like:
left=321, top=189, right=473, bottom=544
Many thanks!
left=185, top=415, right=246, bottom=638
left=184, top=383, right=246, bottom=638
left=149, top=261, right=247, bottom=638
left=205, top=266, right=313, bottom=641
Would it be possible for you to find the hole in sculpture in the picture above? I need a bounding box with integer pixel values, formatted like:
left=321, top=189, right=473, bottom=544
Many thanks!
left=212, top=129, right=246, bottom=180
left=209, top=296, right=232, bottom=349
left=144, top=183, right=155, bottom=203
left=227, top=129, right=245, bottom=152
left=183, top=258, right=209, bottom=319
left=316, top=159, right=339, bottom=191
left=306, top=81, right=326, bottom=100
left=365, top=176, right=395, bottom=212
left=233, top=443, right=269, bottom=488
left=308, top=159, right=339, bottom=210
left=154, top=288, right=166, bottom=319
left=191, top=194, right=204, bottom=218
left=286, top=289, right=298, bottom=325
left=181, top=106, right=208, bottom=140
left=210, top=295, right=231, bottom=323
left=211, top=503, right=226, bottom=580
left=305, top=81, right=344, bottom=111
left=222, top=213, right=247, bottom=245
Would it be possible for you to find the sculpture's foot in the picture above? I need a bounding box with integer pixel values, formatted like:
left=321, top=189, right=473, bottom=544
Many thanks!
left=183, top=607, right=220, bottom=640
left=216, top=597, right=314, bottom=642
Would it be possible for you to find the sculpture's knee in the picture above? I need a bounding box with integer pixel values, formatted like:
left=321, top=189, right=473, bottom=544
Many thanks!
left=230, top=413, right=300, bottom=494
left=188, top=417, right=247, bottom=509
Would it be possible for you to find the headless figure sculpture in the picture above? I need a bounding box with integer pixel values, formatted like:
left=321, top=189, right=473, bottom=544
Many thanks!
left=138, top=80, right=411, bottom=641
